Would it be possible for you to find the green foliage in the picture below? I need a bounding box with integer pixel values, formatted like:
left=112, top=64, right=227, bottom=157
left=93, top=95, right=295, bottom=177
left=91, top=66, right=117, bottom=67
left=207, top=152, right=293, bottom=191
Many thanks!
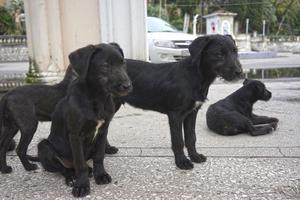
left=0, top=7, right=16, bottom=35
left=147, top=0, right=300, bottom=35
left=8, top=0, right=24, bottom=13
left=147, top=4, right=169, bottom=21
left=208, top=0, right=277, bottom=33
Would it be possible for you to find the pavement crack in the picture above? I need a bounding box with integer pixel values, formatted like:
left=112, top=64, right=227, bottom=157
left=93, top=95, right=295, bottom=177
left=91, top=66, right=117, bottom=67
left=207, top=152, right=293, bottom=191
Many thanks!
left=278, top=147, right=286, bottom=157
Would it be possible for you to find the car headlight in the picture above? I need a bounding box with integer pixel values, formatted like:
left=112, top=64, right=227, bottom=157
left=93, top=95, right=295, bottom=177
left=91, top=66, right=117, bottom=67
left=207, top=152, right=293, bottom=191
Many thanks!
left=153, top=40, right=176, bottom=48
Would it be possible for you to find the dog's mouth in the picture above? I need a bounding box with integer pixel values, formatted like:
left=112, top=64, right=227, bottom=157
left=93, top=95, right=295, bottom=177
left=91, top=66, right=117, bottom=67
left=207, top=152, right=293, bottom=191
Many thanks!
left=221, top=71, right=243, bottom=82
left=112, top=82, right=132, bottom=97
left=262, top=91, right=272, bottom=101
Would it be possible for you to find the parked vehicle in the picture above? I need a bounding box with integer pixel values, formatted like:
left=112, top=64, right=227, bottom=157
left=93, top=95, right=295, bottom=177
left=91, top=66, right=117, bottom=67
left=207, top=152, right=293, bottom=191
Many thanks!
left=147, top=17, right=197, bottom=63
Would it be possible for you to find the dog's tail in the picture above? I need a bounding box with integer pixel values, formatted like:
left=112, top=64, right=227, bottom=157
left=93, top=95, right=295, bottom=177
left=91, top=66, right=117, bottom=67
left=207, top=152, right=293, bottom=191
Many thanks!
left=27, top=155, right=40, bottom=162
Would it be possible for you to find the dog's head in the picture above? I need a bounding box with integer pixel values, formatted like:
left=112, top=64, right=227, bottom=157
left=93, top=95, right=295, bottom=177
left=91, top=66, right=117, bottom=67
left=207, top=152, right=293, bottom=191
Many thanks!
left=243, top=79, right=272, bottom=101
left=69, top=43, right=132, bottom=97
left=188, top=34, right=243, bottom=81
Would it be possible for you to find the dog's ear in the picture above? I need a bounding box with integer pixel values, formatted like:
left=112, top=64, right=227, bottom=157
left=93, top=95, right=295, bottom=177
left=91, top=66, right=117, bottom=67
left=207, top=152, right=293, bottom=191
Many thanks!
left=109, top=42, right=124, bottom=57
left=68, top=45, right=97, bottom=80
left=225, top=34, right=236, bottom=44
left=188, top=36, right=212, bottom=65
left=243, top=79, right=249, bottom=85
left=243, top=79, right=251, bottom=85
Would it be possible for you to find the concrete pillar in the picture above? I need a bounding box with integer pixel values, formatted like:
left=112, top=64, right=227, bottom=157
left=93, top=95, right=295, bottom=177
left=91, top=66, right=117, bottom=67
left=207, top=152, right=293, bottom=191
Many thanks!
left=98, top=0, right=148, bottom=60
left=24, top=0, right=50, bottom=75
left=24, top=0, right=147, bottom=83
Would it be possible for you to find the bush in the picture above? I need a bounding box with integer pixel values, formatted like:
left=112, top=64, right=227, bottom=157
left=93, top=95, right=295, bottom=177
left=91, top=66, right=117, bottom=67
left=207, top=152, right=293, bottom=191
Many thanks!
left=0, top=6, right=16, bottom=35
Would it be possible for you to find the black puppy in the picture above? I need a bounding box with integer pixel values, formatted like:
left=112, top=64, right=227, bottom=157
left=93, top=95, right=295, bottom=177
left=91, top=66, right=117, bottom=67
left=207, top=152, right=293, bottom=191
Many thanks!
left=0, top=67, right=74, bottom=173
left=35, top=44, right=131, bottom=197
left=0, top=54, right=119, bottom=175
left=206, top=79, right=279, bottom=136
left=114, top=34, right=243, bottom=170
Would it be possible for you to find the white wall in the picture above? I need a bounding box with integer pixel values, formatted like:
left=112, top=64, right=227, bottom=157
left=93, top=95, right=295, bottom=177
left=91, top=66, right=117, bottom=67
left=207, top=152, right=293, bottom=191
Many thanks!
left=99, top=0, right=148, bottom=60
left=24, top=0, right=147, bottom=78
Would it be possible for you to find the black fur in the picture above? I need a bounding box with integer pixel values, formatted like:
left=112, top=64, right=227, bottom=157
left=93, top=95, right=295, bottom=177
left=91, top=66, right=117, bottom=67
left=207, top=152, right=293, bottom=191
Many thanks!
left=0, top=67, right=74, bottom=174
left=0, top=46, right=123, bottom=174
left=34, top=44, right=131, bottom=197
left=114, top=35, right=243, bottom=170
left=206, top=79, right=279, bottom=136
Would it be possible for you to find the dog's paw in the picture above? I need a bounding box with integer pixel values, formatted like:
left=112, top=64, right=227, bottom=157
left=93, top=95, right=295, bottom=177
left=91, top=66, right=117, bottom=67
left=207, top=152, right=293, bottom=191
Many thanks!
left=1, top=166, right=12, bottom=174
left=65, top=177, right=75, bottom=187
left=270, top=122, right=278, bottom=130
left=24, top=163, right=38, bottom=171
left=95, top=173, right=112, bottom=185
left=190, top=153, right=207, bottom=163
left=175, top=156, right=194, bottom=170
left=105, top=145, right=119, bottom=154
left=72, top=184, right=90, bottom=198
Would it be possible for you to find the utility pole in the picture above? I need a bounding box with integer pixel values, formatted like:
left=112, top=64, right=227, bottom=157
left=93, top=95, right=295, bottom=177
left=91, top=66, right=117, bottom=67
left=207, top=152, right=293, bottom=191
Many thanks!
left=199, top=0, right=205, bottom=34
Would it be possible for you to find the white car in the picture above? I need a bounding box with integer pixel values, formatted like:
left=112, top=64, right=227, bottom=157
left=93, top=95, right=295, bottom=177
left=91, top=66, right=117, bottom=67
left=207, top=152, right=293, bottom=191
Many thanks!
left=147, top=17, right=197, bottom=63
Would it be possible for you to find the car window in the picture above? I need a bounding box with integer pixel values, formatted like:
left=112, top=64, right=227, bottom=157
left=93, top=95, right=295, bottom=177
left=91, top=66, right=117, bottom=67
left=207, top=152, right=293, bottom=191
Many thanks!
left=147, top=17, right=178, bottom=33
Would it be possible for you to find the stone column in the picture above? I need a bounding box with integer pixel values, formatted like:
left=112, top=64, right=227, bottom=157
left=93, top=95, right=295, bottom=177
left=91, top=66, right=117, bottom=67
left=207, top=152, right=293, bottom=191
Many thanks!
left=24, top=0, right=51, bottom=83
left=24, top=0, right=147, bottom=83
left=98, top=0, right=148, bottom=60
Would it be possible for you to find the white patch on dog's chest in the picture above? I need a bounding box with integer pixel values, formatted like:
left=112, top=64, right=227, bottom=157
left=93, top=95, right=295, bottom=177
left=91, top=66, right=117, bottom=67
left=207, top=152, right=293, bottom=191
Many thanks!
left=194, top=101, right=204, bottom=110
left=93, top=119, right=105, bottom=140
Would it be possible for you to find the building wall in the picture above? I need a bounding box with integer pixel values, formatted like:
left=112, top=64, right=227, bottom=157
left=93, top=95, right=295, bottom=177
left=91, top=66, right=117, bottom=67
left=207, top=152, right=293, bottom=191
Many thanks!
left=0, top=0, right=6, bottom=7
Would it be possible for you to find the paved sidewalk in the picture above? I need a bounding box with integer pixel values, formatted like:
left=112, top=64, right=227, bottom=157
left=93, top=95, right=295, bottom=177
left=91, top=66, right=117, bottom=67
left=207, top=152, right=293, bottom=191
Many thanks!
left=1, top=79, right=300, bottom=199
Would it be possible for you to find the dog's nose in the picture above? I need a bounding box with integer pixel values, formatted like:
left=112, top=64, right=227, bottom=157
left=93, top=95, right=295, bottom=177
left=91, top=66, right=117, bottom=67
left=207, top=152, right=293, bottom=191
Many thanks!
left=119, top=82, right=132, bottom=91
left=235, top=67, right=243, bottom=77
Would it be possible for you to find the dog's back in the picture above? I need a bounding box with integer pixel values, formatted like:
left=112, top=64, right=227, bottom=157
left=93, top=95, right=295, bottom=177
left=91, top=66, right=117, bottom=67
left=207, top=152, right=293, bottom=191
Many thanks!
left=122, top=58, right=195, bottom=113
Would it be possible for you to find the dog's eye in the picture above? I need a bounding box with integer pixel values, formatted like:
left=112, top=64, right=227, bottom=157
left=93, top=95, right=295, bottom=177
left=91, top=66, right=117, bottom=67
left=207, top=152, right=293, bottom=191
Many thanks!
left=103, top=63, right=110, bottom=68
left=232, top=48, right=238, bottom=53
left=216, top=52, right=225, bottom=58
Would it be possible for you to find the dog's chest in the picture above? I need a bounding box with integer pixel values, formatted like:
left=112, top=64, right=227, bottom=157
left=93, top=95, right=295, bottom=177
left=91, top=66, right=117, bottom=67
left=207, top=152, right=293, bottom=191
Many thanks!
left=194, top=100, right=204, bottom=110
left=93, top=119, right=105, bottom=140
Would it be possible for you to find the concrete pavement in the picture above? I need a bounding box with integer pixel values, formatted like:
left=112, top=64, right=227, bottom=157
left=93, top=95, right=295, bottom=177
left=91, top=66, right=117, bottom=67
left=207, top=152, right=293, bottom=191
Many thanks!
left=1, top=79, right=299, bottom=199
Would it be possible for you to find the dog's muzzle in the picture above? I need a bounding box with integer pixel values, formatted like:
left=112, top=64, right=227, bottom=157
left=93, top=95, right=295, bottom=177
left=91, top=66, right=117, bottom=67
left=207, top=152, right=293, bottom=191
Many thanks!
left=262, top=90, right=272, bottom=101
left=114, top=82, right=132, bottom=97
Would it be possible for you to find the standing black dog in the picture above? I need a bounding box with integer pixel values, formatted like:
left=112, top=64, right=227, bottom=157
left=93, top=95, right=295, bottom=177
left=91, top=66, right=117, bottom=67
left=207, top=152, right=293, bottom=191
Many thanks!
left=0, top=67, right=74, bottom=173
left=114, top=34, right=243, bottom=170
left=206, top=79, right=279, bottom=136
left=35, top=44, right=131, bottom=197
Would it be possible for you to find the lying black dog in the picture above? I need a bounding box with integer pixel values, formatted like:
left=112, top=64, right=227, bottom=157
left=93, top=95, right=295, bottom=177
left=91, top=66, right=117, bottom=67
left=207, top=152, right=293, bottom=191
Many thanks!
left=35, top=44, right=131, bottom=197
left=114, top=34, right=243, bottom=170
left=206, top=79, right=279, bottom=136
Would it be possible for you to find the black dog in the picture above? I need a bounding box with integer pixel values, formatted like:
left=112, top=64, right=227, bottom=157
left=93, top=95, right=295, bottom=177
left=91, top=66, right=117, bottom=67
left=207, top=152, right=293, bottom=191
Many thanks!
left=206, top=79, right=279, bottom=136
left=0, top=67, right=75, bottom=173
left=35, top=44, right=131, bottom=197
left=0, top=54, right=120, bottom=175
left=113, top=35, right=243, bottom=170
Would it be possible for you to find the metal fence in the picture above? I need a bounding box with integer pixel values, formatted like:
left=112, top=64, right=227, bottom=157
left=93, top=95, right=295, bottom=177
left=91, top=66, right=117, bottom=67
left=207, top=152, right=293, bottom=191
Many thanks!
left=0, top=73, right=27, bottom=92
left=0, top=35, right=28, bottom=62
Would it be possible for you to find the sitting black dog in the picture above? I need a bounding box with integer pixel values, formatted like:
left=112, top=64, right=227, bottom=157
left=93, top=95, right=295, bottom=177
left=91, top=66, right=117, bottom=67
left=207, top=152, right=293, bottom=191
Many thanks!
left=206, top=79, right=279, bottom=136
left=113, top=34, right=243, bottom=170
left=0, top=59, right=119, bottom=175
left=34, top=44, right=131, bottom=197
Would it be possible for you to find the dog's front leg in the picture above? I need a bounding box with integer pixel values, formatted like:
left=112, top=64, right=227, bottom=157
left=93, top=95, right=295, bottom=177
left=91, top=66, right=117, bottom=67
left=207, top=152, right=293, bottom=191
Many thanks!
left=93, top=123, right=112, bottom=185
left=251, top=113, right=279, bottom=129
left=168, top=112, right=194, bottom=170
left=69, top=135, right=90, bottom=197
left=183, top=110, right=207, bottom=163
